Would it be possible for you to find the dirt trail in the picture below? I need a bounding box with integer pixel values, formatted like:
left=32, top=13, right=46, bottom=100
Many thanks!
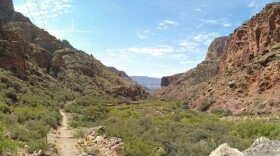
left=48, top=110, right=79, bottom=156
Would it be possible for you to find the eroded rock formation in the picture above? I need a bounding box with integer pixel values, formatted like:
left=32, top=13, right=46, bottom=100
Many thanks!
left=220, top=3, right=280, bottom=71
left=205, top=36, right=228, bottom=61
left=155, top=2, right=280, bottom=114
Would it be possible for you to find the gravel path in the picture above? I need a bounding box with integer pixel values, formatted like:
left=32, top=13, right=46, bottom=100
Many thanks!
left=48, top=110, right=79, bottom=156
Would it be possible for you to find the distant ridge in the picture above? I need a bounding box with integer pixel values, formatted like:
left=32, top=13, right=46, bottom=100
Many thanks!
left=131, top=76, right=161, bottom=92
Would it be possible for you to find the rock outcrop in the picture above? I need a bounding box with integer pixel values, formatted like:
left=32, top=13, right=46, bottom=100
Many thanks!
left=205, top=36, right=228, bottom=61
left=243, top=137, right=280, bottom=156
left=211, top=137, right=280, bottom=156
left=209, top=143, right=244, bottom=156
left=109, top=67, right=132, bottom=81
left=0, top=0, right=30, bottom=23
left=154, top=2, right=280, bottom=114
left=76, top=126, right=123, bottom=156
left=220, top=2, right=280, bottom=71
left=0, top=25, right=28, bottom=79
left=61, top=39, right=74, bottom=49
left=0, top=0, right=14, bottom=13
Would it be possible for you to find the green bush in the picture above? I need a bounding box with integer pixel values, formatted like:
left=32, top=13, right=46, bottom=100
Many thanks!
left=199, top=99, right=214, bottom=112
left=123, top=138, right=157, bottom=156
left=180, top=100, right=189, bottom=109
left=21, top=96, right=44, bottom=107
left=0, top=102, right=11, bottom=114
left=246, top=66, right=254, bottom=75
left=83, top=105, right=109, bottom=122
left=4, top=88, right=18, bottom=103
left=0, top=122, right=16, bottom=154
left=211, top=109, right=232, bottom=117
left=233, top=121, right=280, bottom=139
left=28, top=138, right=48, bottom=153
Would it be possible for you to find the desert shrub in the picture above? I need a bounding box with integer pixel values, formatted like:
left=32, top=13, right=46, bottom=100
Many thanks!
left=123, top=138, right=157, bottom=156
left=41, top=114, right=60, bottom=129
left=246, top=66, right=254, bottom=75
left=28, top=138, right=48, bottom=153
left=180, top=100, right=189, bottom=109
left=64, top=104, right=84, bottom=114
left=25, top=120, right=50, bottom=137
left=0, top=122, right=16, bottom=154
left=74, top=128, right=84, bottom=138
left=0, top=75, right=11, bottom=86
left=233, top=121, right=280, bottom=139
left=199, top=99, right=214, bottom=112
left=4, top=88, right=18, bottom=103
left=83, top=105, right=109, bottom=122
left=0, top=102, right=11, bottom=114
left=211, top=109, right=232, bottom=117
left=21, top=95, right=44, bottom=107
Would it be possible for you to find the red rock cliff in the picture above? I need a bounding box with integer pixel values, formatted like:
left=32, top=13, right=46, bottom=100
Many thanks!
left=220, top=2, right=280, bottom=71
left=205, top=36, right=228, bottom=61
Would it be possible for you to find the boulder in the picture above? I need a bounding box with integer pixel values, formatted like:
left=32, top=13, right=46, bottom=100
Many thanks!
left=209, top=143, right=244, bottom=156
left=243, top=137, right=280, bottom=156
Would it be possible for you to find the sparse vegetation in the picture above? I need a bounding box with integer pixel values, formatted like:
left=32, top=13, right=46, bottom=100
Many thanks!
left=199, top=99, right=215, bottom=112
left=246, top=66, right=254, bottom=75
left=72, top=100, right=280, bottom=156
left=211, top=109, right=232, bottom=117
left=0, top=69, right=69, bottom=153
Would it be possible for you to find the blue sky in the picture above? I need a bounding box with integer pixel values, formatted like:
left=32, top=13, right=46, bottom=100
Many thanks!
left=14, top=0, right=277, bottom=77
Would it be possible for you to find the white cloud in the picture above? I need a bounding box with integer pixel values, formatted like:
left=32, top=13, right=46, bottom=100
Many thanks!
left=170, top=53, right=187, bottom=59
left=248, top=1, right=262, bottom=12
left=178, top=41, right=198, bottom=47
left=125, top=46, right=174, bottom=56
left=203, top=18, right=232, bottom=27
left=14, top=0, right=73, bottom=28
left=191, top=32, right=220, bottom=46
left=105, top=45, right=189, bottom=59
left=137, top=29, right=152, bottom=39
left=248, top=1, right=257, bottom=9
left=157, top=20, right=179, bottom=30
left=48, top=19, right=99, bottom=39
left=223, top=23, right=232, bottom=27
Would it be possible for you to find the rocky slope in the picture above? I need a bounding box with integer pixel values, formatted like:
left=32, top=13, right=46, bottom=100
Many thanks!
left=0, top=0, right=147, bottom=100
left=109, top=67, right=132, bottom=81
left=154, top=2, right=280, bottom=114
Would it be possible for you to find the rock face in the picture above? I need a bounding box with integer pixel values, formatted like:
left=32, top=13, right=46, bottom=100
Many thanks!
left=205, top=36, right=228, bottom=61
left=61, top=39, right=74, bottom=49
left=0, top=0, right=148, bottom=100
left=154, top=2, right=280, bottom=114
left=161, top=75, right=180, bottom=87
left=0, top=25, right=28, bottom=79
left=220, top=2, right=280, bottom=71
left=0, top=0, right=14, bottom=13
left=209, top=143, right=244, bottom=156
